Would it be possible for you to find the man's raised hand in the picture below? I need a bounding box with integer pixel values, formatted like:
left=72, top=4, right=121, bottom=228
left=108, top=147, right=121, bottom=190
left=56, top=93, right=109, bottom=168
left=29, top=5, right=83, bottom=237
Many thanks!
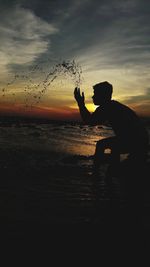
left=74, top=87, right=85, bottom=106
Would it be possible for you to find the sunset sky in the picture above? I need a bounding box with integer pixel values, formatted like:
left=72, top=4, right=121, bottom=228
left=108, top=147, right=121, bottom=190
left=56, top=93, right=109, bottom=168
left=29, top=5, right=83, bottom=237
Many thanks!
left=0, top=0, right=150, bottom=120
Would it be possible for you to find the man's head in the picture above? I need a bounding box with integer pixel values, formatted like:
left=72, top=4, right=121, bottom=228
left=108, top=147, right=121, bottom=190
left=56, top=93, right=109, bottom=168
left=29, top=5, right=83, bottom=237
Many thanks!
left=92, top=81, right=113, bottom=105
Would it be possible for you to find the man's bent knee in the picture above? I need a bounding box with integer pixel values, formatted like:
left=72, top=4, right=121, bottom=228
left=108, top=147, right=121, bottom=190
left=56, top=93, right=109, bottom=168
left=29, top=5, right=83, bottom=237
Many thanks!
left=96, top=138, right=114, bottom=149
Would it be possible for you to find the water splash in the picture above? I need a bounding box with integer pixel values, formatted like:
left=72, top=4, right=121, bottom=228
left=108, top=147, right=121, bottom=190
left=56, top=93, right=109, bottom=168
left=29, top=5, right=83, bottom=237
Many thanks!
left=1, top=59, right=83, bottom=107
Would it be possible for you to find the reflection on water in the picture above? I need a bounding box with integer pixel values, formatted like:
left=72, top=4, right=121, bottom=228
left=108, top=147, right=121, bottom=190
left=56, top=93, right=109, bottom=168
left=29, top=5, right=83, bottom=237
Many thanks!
left=0, top=123, right=114, bottom=157
left=0, top=121, right=149, bottom=227
left=0, top=122, right=149, bottom=167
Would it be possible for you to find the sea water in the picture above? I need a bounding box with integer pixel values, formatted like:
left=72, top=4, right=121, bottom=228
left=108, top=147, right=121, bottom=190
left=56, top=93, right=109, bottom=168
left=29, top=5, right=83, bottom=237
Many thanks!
left=0, top=122, right=114, bottom=166
left=0, top=121, right=149, bottom=167
left=0, top=120, right=149, bottom=226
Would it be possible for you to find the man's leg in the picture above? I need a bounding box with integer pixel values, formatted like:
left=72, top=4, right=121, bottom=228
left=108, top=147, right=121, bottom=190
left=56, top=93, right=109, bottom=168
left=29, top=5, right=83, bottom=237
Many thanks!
left=109, top=138, right=120, bottom=173
left=93, top=137, right=121, bottom=175
left=93, top=138, right=117, bottom=173
left=93, top=139, right=105, bottom=174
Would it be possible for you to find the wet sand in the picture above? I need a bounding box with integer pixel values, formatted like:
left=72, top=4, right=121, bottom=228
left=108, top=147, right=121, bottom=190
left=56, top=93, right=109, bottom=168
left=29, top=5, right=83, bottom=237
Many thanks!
left=0, top=149, right=149, bottom=237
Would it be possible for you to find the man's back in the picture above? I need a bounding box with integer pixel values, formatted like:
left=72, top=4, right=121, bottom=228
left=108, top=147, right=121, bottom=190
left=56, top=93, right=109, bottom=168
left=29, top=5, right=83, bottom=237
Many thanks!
left=92, top=100, right=148, bottom=142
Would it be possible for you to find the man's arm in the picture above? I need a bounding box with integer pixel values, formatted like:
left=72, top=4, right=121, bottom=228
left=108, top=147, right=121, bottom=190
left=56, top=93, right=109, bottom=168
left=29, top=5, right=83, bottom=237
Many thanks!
left=74, top=87, right=92, bottom=124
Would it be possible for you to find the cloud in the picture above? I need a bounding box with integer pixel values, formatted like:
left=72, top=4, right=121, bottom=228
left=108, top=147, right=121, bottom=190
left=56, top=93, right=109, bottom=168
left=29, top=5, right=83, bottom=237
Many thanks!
left=121, top=88, right=150, bottom=116
left=47, top=0, right=149, bottom=74
left=122, top=88, right=150, bottom=104
left=0, top=6, right=58, bottom=75
left=76, top=15, right=150, bottom=70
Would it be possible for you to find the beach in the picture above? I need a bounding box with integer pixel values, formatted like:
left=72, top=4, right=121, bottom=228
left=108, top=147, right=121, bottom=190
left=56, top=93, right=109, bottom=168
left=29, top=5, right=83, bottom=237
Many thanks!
left=0, top=118, right=149, bottom=236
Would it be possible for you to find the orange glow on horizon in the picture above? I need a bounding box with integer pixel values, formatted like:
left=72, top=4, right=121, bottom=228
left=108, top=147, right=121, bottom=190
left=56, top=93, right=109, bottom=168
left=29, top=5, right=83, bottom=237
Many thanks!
left=0, top=101, right=149, bottom=121
left=0, top=103, right=81, bottom=121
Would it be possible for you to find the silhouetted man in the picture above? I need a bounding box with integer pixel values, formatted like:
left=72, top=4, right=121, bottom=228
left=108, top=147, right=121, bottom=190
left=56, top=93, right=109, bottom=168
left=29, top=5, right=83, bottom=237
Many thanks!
left=74, top=81, right=148, bottom=176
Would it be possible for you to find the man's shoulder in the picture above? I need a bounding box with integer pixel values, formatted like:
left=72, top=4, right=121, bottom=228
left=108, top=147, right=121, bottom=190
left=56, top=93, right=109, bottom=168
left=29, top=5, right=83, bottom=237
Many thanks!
left=111, top=100, right=121, bottom=106
left=111, top=100, right=137, bottom=116
left=111, top=100, right=129, bottom=110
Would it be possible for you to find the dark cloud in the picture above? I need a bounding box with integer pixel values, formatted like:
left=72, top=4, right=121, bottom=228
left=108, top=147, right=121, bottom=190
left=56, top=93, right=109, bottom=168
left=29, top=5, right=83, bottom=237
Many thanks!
left=32, top=0, right=150, bottom=72
left=0, top=1, right=150, bottom=104
left=119, top=87, right=150, bottom=116
left=0, top=5, right=58, bottom=77
left=1, top=0, right=150, bottom=69
left=123, top=88, right=150, bottom=104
